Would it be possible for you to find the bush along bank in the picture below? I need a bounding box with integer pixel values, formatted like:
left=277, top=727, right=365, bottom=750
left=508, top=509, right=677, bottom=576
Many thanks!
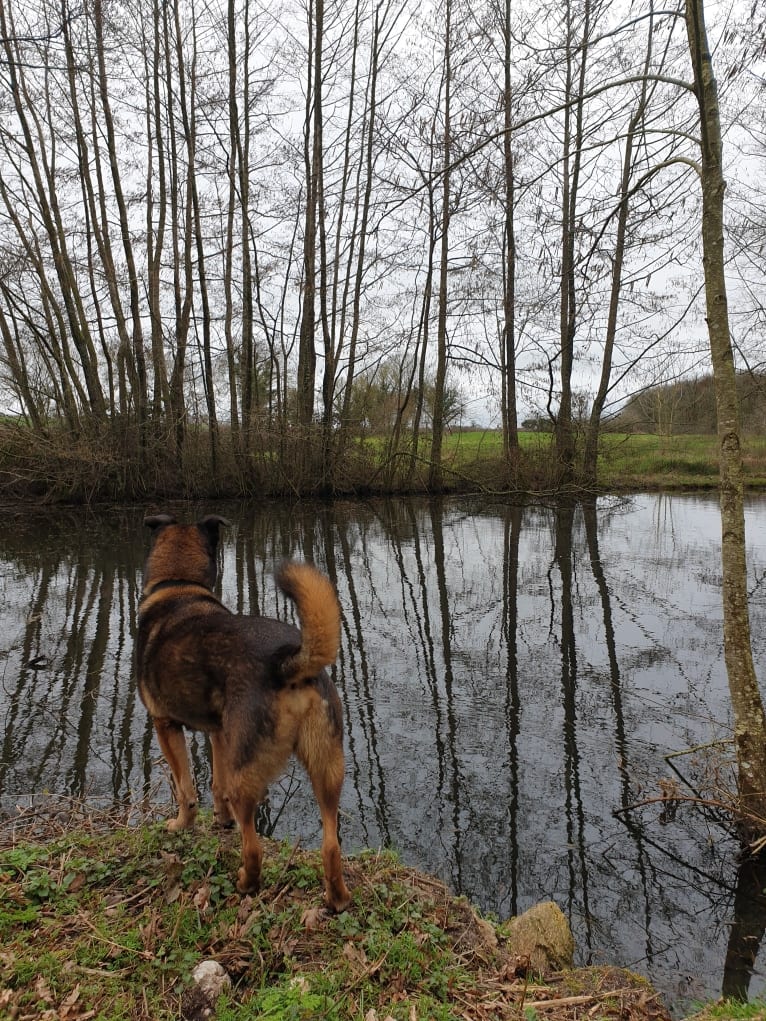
left=9, top=420, right=766, bottom=504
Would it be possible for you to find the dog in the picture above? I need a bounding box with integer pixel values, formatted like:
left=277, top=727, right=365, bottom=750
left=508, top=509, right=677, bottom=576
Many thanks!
left=136, top=513, right=351, bottom=912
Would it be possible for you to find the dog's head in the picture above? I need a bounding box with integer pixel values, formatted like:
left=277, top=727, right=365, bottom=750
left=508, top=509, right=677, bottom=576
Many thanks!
left=142, top=514, right=230, bottom=593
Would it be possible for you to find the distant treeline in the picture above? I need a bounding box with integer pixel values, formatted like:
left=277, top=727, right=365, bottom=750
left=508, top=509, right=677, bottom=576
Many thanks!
left=612, top=372, right=766, bottom=435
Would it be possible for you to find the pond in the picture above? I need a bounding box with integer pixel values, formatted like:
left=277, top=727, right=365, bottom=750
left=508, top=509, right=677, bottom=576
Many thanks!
left=2, top=492, right=766, bottom=1014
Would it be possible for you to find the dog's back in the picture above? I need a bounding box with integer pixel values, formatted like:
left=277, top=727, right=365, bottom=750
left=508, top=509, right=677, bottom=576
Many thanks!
left=137, top=519, right=342, bottom=736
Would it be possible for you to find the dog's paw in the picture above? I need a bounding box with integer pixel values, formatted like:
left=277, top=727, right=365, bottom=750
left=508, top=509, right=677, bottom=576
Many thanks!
left=167, top=804, right=198, bottom=832
left=213, top=815, right=235, bottom=830
left=236, top=868, right=260, bottom=895
left=325, top=884, right=352, bottom=913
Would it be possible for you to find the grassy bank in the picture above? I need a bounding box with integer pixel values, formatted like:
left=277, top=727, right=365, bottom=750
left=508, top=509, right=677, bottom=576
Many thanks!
left=0, top=804, right=664, bottom=1021
left=0, top=803, right=757, bottom=1021
left=4, top=418, right=766, bottom=503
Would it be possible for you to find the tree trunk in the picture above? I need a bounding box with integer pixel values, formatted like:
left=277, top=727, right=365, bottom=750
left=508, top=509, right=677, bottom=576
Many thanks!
left=297, top=0, right=323, bottom=439
left=93, top=0, right=148, bottom=441
left=500, top=0, right=518, bottom=469
left=555, top=0, right=590, bottom=486
left=685, top=0, right=766, bottom=825
left=428, top=0, right=452, bottom=491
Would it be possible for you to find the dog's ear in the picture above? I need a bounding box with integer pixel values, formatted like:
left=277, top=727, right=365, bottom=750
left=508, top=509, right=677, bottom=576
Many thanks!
left=197, top=515, right=231, bottom=549
left=144, top=513, right=177, bottom=530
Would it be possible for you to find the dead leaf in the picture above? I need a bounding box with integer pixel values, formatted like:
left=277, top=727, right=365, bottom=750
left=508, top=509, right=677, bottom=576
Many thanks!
left=237, top=895, right=254, bottom=923
left=59, top=983, right=97, bottom=1021
left=160, top=850, right=183, bottom=883
left=34, top=975, right=53, bottom=1003
left=300, top=905, right=326, bottom=930
left=165, top=882, right=182, bottom=904
left=61, top=984, right=81, bottom=1008
left=342, top=941, right=368, bottom=968
left=193, top=882, right=212, bottom=915
left=67, top=872, right=86, bottom=894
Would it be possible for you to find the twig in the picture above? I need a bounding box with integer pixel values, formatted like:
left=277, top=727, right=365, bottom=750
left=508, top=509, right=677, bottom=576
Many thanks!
left=614, top=791, right=766, bottom=842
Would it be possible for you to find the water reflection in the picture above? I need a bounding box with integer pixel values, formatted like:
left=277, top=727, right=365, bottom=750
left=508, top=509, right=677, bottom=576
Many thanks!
left=724, top=850, right=766, bottom=1000
left=1, top=494, right=766, bottom=1013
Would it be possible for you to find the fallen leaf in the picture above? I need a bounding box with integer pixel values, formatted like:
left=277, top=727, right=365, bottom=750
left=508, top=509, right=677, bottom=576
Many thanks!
left=67, top=872, right=86, bottom=894
left=34, top=975, right=53, bottom=1003
left=300, top=905, right=326, bottom=930
left=237, top=895, right=254, bottom=923
left=62, top=984, right=81, bottom=1008
left=193, top=882, right=211, bottom=915
left=165, top=882, right=182, bottom=904
left=342, top=941, right=368, bottom=967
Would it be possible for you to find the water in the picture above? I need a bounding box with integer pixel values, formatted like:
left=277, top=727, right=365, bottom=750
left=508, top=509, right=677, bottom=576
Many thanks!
left=2, top=492, right=766, bottom=1013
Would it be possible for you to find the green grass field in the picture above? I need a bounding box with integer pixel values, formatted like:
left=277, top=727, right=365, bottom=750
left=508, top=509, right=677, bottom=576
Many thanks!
left=439, top=430, right=766, bottom=490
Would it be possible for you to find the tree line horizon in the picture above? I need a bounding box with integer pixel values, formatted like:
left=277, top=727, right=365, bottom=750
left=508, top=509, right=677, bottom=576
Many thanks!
left=0, top=0, right=763, bottom=497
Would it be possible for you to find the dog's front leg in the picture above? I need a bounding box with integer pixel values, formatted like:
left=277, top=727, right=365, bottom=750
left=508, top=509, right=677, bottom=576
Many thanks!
left=153, top=717, right=198, bottom=831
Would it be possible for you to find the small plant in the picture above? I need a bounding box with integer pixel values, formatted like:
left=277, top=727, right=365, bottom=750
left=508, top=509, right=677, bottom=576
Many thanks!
left=248, top=980, right=337, bottom=1020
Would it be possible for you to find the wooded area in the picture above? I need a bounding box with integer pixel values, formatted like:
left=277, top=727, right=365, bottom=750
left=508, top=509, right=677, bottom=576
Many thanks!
left=0, top=0, right=764, bottom=496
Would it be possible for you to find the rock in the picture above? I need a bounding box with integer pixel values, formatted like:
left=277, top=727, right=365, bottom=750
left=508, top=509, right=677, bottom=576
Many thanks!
left=506, top=901, right=575, bottom=976
left=180, top=960, right=232, bottom=1020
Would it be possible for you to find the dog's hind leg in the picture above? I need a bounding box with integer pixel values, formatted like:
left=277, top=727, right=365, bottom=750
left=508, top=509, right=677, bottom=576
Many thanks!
left=153, top=717, right=198, bottom=831
left=210, top=732, right=235, bottom=828
left=296, top=723, right=351, bottom=912
left=227, top=787, right=264, bottom=894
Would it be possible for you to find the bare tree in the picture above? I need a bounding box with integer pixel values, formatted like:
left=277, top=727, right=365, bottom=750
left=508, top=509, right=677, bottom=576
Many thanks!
left=684, top=0, right=766, bottom=823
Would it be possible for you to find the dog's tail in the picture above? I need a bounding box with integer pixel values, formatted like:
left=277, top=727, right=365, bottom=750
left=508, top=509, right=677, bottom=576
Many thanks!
left=275, top=561, right=341, bottom=682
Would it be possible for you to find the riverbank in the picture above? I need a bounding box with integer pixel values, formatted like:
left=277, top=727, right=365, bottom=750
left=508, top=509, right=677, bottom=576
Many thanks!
left=3, top=420, right=766, bottom=504
left=0, top=801, right=752, bottom=1021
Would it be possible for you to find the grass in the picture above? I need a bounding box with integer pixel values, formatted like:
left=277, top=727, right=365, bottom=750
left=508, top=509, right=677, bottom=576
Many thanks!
left=688, top=1004, right=766, bottom=1021
left=1, top=803, right=684, bottom=1021
left=596, top=433, right=766, bottom=489
left=440, top=430, right=766, bottom=491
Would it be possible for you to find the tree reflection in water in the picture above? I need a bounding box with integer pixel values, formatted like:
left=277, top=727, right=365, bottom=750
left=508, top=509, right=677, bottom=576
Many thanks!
left=1, top=494, right=766, bottom=1013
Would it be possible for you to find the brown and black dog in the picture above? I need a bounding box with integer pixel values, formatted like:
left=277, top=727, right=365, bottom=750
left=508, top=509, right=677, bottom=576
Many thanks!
left=136, top=513, right=351, bottom=912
